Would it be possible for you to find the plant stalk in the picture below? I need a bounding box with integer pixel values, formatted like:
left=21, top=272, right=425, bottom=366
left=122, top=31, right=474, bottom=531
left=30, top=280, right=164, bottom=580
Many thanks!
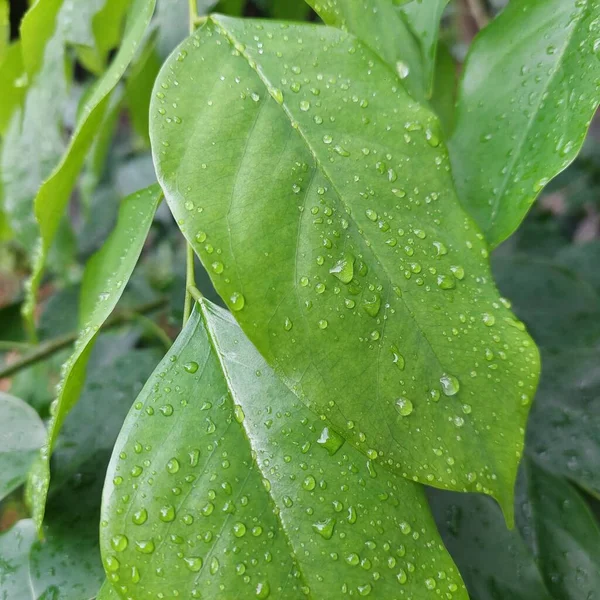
left=0, top=298, right=167, bottom=380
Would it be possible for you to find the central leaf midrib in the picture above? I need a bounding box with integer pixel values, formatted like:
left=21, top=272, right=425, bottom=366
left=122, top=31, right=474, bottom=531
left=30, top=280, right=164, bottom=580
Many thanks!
left=198, top=301, right=314, bottom=598
left=210, top=16, right=449, bottom=380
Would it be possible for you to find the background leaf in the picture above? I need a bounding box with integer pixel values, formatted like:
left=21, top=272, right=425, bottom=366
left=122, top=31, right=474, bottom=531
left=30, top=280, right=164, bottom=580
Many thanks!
left=24, top=0, right=157, bottom=332
left=449, top=0, right=600, bottom=247
left=305, top=0, right=426, bottom=100
left=399, top=0, right=449, bottom=96
left=101, top=300, right=467, bottom=599
left=0, top=392, right=45, bottom=501
left=28, top=185, right=162, bottom=532
left=151, top=16, right=540, bottom=515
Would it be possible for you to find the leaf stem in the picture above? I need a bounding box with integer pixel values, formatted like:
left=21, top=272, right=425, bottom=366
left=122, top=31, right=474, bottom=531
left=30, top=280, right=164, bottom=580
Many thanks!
left=181, top=0, right=201, bottom=326
left=183, top=244, right=196, bottom=325
left=187, top=285, right=204, bottom=304
left=0, top=298, right=168, bottom=380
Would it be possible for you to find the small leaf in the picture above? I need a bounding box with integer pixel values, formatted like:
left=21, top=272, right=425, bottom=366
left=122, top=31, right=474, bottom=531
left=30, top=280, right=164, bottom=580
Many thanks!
left=399, top=0, right=449, bottom=95
left=101, top=300, right=467, bottom=598
left=306, top=0, right=426, bottom=100
left=23, top=0, right=157, bottom=332
left=0, top=392, right=45, bottom=501
left=450, top=0, right=600, bottom=247
left=151, top=16, right=540, bottom=516
left=28, top=184, right=162, bottom=533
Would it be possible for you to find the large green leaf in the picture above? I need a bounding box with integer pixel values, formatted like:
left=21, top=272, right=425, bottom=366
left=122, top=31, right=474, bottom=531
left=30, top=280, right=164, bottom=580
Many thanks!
left=305, top=0, right=426, bottom=100
left=399, top=0, right=449, bottom=95
left=28, top=185, right=162, bottom=532
left=0, top=392, right=45, bottom=501
left=449, top=0, right=600, bottom=247
left=150, top=16, right=540, bottom=516
left=101, top=300, right=467, bottom=599
left=0, top=43, right=24, bottom=136
left=24, top=0, right=157, bottom=332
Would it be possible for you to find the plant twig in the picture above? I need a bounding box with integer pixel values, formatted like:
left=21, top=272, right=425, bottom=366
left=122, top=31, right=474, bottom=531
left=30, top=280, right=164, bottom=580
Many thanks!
left=188, top=285, right=204, bottom=304
left=466, top=0, right=490, bottom=29
left=0, top=298, right=167, bottom=380
left=181, top=0, right=200, bottom=326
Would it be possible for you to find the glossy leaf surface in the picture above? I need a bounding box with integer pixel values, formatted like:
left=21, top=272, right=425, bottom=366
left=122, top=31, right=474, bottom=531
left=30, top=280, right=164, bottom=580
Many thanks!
left=306, top=0, right=426, bottom=100
left=101, top=300, right=467, bottom=599
left=24, top=0, right=157, bottom=330
left=0, top=392, right=45, bottom=501
left=151, top=17, right=540, bottom=514
left=450, top=0, right=600, bottom=247
left=29, top=185, right=162, bottom=532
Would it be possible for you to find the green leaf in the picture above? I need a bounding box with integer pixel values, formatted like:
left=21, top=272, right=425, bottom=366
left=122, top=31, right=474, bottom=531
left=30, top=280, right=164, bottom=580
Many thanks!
left=0, top=0, right=9, bottom=61
left=96, top=581, right=120, bottom=600
left=125, top=31, right=161, bottom=145
left=101, top=300, right=467, bottom=599
left=305, top=0, right=426, bottom=100
left=399, top=0, right=449, bottom=96
left=0, top=392, right=46, bottom=501
left=429, top=42, right=455, bottom=136
left=429, top=487, right=553, bottom=600
left=0, top=465, right=108, bottom=600
left=151, top=16, right=540, bottom=517
left=521, top=461, right=600, bottom=600
left=77, top=0, right=134, bottom=74
left=24, top=0, right=157, bottom=333
left=492, top=256, right=600, bottom=350
left=492, top=254, right=600, bottom=497
left=271, top=0, right=311, bottom=20
left=51, top=342, right=161, bottom=491
left=449, top=0, right=600, bottom=247
left=556, top=240, right=600, bottom=295
left=28, top=184, right=162, bottom=533
left=0, top=519, right=39, bottom=599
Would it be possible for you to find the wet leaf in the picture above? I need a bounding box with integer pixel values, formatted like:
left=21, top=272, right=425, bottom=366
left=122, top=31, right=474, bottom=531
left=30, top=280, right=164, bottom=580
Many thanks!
left=306, top=0, right=426, bottom=100
left=450, top=0, right=600, bottom=247
left=101, top=300, right=467, bottom=599
left=151, top=16, right=540, bottom=516
left=493, top=254, right=600, bottom=497
left=0, top=392, right=45, bottom=501
left=28, top=185, right=162, bottom=533
left=23, top=0, right=157, bottom=332
left=430, top=42, right=455, bottom=136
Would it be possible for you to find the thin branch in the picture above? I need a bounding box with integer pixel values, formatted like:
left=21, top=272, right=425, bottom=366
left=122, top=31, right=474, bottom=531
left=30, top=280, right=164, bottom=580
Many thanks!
left=0, top=298, right=168, bottom=380
left=466, top=0, right=490, bottom=30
